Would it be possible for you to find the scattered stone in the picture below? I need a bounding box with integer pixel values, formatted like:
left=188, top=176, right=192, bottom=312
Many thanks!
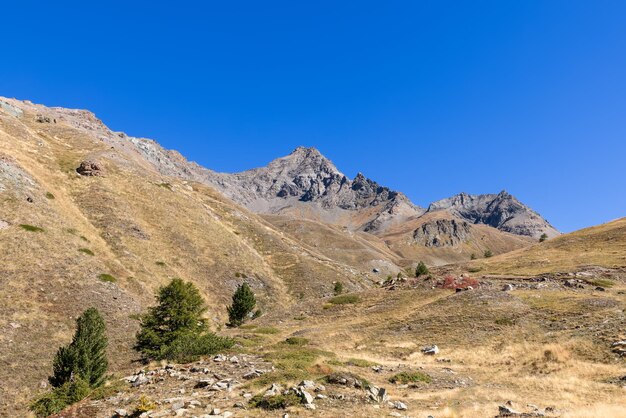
left=36, top=114, right=52, bottom=123
left=171, top=401, right=185, bottom=411
left=213, top=354, right=227, bottom=362
left=304, top=404, right=316, bottom=410
left=502, top=284, right=514, bottom=291
left=393, top=401, right=408, bottom=410
left=114, top=409, right=128, bottom=417
left=422, top=345, right=439, bottom=355
left=300, top=388, right=314, bottom=405
left=299, top=380, right=316, bottom=389
left=209, top=407, right=221, bottom=415
left=76, top=160, right=104, bottom=176
left=368, top=386, right=389, bottom=403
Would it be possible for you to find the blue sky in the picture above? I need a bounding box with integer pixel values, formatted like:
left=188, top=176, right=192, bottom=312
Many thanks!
left=2, top=1, right=625, bottom=232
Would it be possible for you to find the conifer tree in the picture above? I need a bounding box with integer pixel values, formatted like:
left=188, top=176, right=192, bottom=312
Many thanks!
left=415, top=261, right=429, bottom=277
left=227, top=283, right=256, bottom=326
left=49, top=308, right=108, bottom=388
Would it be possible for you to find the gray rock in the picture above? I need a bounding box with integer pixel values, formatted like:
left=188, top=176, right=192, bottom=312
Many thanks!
left=422, top=345, right=439, bottom=355
left=502, top=284, right=514, bottom=291
left=300, top=389, right=314, bottom=405
left=114, top=409, right=128, bottom=417
left=394, top=401, right=408, bottom=410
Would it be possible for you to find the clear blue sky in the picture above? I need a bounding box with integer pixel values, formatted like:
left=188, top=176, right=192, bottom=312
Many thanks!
left=2, top=1, right=625, bottom=232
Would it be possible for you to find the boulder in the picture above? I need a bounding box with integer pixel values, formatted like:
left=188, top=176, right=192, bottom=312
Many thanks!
left=76, top=160, right=104, bottom=176
left=394, top=401, right=408, bottom=410
left=422, top=345, right=439, bottom=355
left=502, top=284, right=514, bottom=291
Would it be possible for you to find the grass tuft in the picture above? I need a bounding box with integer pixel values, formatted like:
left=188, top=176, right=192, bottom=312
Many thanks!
left=389, top=371, right=432, bottom=384
left=19, top=224, right=45, bottom=233
left=98, top=273, right=116, bottom=283
left=78, top=248, right=94, bottom=256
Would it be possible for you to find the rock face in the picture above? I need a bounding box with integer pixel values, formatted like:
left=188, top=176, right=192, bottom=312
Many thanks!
left=412, top=218, right=472, bottom=247
left=427, top=191, right=559, bottom=239
left=204, top=147, right=425, bottom=233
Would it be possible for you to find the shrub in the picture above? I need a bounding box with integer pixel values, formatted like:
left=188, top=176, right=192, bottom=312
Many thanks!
left=159, top=332, right=233, bottom=363
left=49, top=308, right=108, bottom=388
left=587, top=278, right=615, bottom=288
left=333, top=281, right=344, bottom=295
left=30, top=376, right=91, bottom=417
left=134, top=395, right=155, bottom=414
left=228, top=283, right=256, bottom=326
left=45, top=192, right=55, bottom=199
left=483, top=249, right=493, bottom=258
left=155, top=261, right=166, bottom=266
left=328, top=294, right=360, bottom=305
left=470, top=253, right=477, bottom=260
left=135, top=278, right=233, bottom=362
left=252, top=309, right=262, bottom=319
left=539, top=233, right=548, bottom=242
left=389, top=371, right=431, bottom=384
left=19, top=224, right=44, bottom=232
left=249, top=393, right=302, bottom=410
left=98, top=273, right=116, bottom=283
left=415, top=261, right=429, bottom=277
left=285, top=337, right=309, bottom=346
left=468, top=267, right=482, bottom=273
left=495, top=317, right=515, bottom=326
left=78, top=248, right=94, bottom=256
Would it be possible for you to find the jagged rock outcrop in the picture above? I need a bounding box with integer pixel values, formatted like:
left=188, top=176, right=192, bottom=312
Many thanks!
left=427, top=191, right=559, bottom=239
left=413, top=218, right=472, bottom=247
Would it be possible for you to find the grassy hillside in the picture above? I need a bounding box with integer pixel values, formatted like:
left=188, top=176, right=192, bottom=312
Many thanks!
left=469, top=217, right=626, bottom=275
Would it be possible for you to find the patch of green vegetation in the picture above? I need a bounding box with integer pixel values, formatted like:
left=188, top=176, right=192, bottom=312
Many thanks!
left=495, top=317, right=516, bottom=326
left=89, top=378, right=128, bottom=400
left=157, top=182, right=173, bottom=190
left=587, top=278, right=615, bottom=288
left=389, top=371, right=432, bottom=384
left=265, top=346, right=335, bottom=373
left=78, top=248, right=94, bottom=256
left=254, top=326, right=279, bottom=334
left=64, top=228, right=77, bottom=235
left=484, top=249, right=493, bottom=258
left=284, top=337, right=309, bottom=346
left=468, top=267, right=483, bottom=273
left=328, top=294, right=360, bottom=305
left=80, top=235, right=89, bottom=242
left=30, top=377, right=91, bottom=417
left=155, top=261, right=166, bottom=266
left=346, top=358, right=379, bottom=368
left=293, top=315, right=307, bottom=320
left=98, top=274, right=116, bottom=283
left=45, top=192, right=55, bottom=199
left=19, top=224, right=44, bottom=233
left=239, top=324, right=258, bottom=330
left=249, top=392, right=302, bottom=410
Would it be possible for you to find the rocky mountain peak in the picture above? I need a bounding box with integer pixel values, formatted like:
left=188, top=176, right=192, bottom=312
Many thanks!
left=428, top=191, right=558, bottom=239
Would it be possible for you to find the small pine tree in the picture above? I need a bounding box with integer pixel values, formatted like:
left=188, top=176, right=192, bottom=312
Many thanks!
left=49, top=308, right=108, bottom=388
left=227, top=283, right=256, bottom=326
left=484, top=249, right=493, bottom=258
left=415, top=261, right=429, bottom=277
left=135, top=278, right=209, bottom=360
left=333, top=281, right=344, bottom=295
left=539, top=233, right=548, bottom=242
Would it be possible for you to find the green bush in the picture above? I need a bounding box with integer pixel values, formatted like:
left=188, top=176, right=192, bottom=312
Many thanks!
left=389, top=371, right=432, bottom=384
left=155, top=261, right=166, bottom=266
left=228, top=283, right=256, bottom=326
left=49, top=308, right=108, bottom=388
left=98, top=274, right=116, bottom=283
left=249, top=393, right=302, bottom=410
left=19, top=224, right=44, bottom=232
left=483, top=249, right=493, bottom=258
left=495, top=317, right=515, bottom=326
left=328, top=294, right=360, bottom=305
left=254, top=326, right=279, bottom=334
left=333, top=281, right=344, bottom=295
left=470, top=253, right=477, bottom=260
left=539, top=233, right=548, bottom=242
left=30, top=376, right=91, bottom=417
left=78, top=248, right=94, bottom=256
left=415, top=261, right=429, bottom=277
left=135, top=278, right=232, bottom=362
left=45, top=192, right=55, bottom=199
left=159, top=332, right=233, bottom=363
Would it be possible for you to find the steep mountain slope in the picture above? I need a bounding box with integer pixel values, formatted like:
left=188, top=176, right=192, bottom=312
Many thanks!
left=0, top=98, right=379, bottom=414
left=428, top=191, right=559, bottom=239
